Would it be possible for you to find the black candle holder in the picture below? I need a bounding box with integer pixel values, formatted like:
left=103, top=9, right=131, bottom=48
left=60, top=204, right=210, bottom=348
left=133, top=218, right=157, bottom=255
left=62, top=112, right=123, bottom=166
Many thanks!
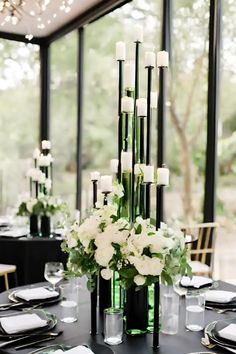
left=143, top=181, right=152, bottom=219
left=102, top=191, right=111, bottom=206
left=145, top=65, right=154, bottom=166
left=90, top=276, right=98, bottom=336
left=117, top=59, right=124, bottom=184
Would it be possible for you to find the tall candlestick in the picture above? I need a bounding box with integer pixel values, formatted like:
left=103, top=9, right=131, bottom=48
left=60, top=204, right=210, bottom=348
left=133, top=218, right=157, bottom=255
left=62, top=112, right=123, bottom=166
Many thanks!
left=145, top=67, right=153, bottom=165
left=117, top=43, right=125, bottom=184
left=92, top=181, right=98, bottom=208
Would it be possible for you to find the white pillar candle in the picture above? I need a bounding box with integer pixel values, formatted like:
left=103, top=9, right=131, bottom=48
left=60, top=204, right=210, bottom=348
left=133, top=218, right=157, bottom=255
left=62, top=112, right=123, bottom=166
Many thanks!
left=38, top=154, right=50, bottom=167
left=157, top=167, right=170, bottom=185
left=124, top=62, right=135, bottom=88
left=100, top=175, right=113, bottom=193
left=145, top=51, right=156, bottom=68
left=75, top=209, right=80, bottom=222
left=121, top=96, right=134, bottom=113
left=41, top=140, right=51, bottom=150
left=110, top=159, right=119, bottom=173
left=151, top=91, right=158, bottom=109
left=31, top=168, right=41, bottom=182
left=45, top=178, right=52, bottom=190
left=143, top=165, right=154, bottom=183
left=136, top=98, right=147, bottom=117
left=33, top=148, right=40, bottom=159
left=47, top=153, right=54, bottom=163
left=157, top=51, right=169, bottom=67
left=121, top=151, right=132, bottom=172
left=38, top=172, right=46, bottom=184
left=90, top=171, right=100, bottom=181
left=133, top=24, right=143, bottom=43
left=116, top=41, right=126, bottom=61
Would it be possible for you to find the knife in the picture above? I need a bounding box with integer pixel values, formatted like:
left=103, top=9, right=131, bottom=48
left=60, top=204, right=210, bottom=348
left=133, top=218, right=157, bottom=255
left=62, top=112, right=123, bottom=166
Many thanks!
left=0, top=331, right=63, bottom=349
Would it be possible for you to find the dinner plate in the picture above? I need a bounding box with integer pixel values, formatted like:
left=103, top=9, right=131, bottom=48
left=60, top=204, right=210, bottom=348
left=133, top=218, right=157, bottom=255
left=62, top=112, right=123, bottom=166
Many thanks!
left=0, top=310, right=56, bottom=339
left=206, top=299, right=236, bottom=309
left=205, top=318, right=236, bottom=349
left=8, top=288, right=61, bottom=306
left=29, top=343, right=115, bottom=354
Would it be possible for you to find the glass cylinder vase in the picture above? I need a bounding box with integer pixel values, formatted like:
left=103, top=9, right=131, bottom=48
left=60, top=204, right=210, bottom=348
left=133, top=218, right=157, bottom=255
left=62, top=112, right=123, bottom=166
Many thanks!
left=41, top=215, right=51, bottom=237
left=125, top=286, right=148, bottom=335
left=30, top=214, right=38, bottom=236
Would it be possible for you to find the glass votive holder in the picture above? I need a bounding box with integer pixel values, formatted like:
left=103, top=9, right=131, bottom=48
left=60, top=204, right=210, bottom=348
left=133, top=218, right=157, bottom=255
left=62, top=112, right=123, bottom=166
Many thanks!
left=59, top=281, right=79, bottom=323
left=185, top=290, right=205, bottom=331
left=104, top=308, right=123, bottom=345
left=161, top=285, right=179, bottom=335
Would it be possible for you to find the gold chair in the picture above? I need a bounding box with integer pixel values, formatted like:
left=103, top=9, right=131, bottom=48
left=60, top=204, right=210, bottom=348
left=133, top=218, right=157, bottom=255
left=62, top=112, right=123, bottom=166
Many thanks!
left=0, top=264, right=17, bottom=290
left=181, top=222, right=219, bottom=277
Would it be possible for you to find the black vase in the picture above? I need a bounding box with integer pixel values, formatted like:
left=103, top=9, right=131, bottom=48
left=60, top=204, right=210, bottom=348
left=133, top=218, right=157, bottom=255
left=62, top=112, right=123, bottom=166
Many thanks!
left=30, top=214, right=38, bottom=236
left=126, top=286, right=148, bottom=335
left=90, top=277, right=98, bottom=335
left=41, top=216, right=51, bottom=237
left=99, top=276, right=111, bottom=313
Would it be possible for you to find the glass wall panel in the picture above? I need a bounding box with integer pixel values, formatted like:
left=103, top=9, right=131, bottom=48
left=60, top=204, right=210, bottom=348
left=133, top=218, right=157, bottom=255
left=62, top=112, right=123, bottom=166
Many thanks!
left=165, top=0, right=209, bottom=224
left=50, top=31, right=77, bottom=212
left=0, top=40, right=39, bottom=213
left=83, top=0, right=161, bottom=214
left=215, top=0, right=236, bottom=282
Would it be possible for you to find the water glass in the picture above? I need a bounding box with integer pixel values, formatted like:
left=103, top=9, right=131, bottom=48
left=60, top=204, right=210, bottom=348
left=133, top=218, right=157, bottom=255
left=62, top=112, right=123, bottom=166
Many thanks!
left=44, top=262, right=64, bottom=289
left=185, top=290, right=205, bottom=331
left=59, top=281, right=79, bottom=323
left=104, top=308, right=123, bottom=345
left=161, top=285, right=179, bottom=335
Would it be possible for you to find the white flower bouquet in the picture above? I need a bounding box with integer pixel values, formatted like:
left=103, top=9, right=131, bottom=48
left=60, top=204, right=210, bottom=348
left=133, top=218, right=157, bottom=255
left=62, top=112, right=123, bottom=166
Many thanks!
left=62, top=207, right=191, bottom=290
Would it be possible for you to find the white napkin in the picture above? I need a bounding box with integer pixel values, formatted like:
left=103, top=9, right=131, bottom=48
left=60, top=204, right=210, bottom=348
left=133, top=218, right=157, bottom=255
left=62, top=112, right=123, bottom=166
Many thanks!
left=54, top=346, right=94, bottom=354
left=15, top=287, right=59, bottom=301
left=180, top=276, right=213, bottom=288
left=205, top=290, right=236, bottom=303
left=0, top=228, right=28, bottom=238
left=218, top=323, right=236, bottom=342
left=0, top=313, right=47, bottom=334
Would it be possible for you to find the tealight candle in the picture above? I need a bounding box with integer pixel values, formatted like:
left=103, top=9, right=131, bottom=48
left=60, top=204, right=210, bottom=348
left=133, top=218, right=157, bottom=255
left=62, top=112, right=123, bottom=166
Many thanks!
left=90, top=171, right=100, bottom=181
left=145, top=51, right=156, bottom=68
left=41, top=140, right=51, bottom=150
left=116, top=41, right=126, bottom=61
left=110, top=159, right=119, bottom=173
left=143, top=165, right=154, bottom=183
left=100, top=175, right=113, bottom=193
left=157, top=51, right=169, bottom=67
left=133, top=24, right=143, bottom=43
left=124, top=62, right=135, bottom=88
left=33, top=148, right=40, bottom=160
left=136, top=98, right=147, bottom=117
left=121, top=151, right=132, bottom=172
left=151, top=91, right=158, bottom=109
left=157, top=167, right=169, bottom=185
left=121, top=96, right=134, bottom=113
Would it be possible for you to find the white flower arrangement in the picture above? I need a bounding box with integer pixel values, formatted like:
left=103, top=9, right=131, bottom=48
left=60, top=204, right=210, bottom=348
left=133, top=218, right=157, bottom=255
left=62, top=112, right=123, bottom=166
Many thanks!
left=63, top=208, right=191, bottom=290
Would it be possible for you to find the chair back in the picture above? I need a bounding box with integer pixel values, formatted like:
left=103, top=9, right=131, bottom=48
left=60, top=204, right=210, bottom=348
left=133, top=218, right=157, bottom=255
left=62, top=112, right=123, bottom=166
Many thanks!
left=181, top=222, right=219, bottom=272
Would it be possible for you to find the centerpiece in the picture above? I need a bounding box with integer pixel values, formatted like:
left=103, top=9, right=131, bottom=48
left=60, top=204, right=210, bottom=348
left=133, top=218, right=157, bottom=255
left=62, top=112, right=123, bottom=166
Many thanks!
left=62, top=25, right=191, bottom=348
left=17, top=140, right=67, bottom=237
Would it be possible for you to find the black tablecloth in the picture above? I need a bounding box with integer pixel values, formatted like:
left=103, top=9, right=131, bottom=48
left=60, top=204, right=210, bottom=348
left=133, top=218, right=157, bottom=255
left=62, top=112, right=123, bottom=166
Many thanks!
left=0, top=280, right=235, bottom=354
left=0, top=237, right=67, bottom=287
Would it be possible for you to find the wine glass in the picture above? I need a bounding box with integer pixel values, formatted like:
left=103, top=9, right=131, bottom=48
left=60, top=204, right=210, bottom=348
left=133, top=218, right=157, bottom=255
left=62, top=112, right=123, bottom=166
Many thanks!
left=44, top=262, right=64, bottom=289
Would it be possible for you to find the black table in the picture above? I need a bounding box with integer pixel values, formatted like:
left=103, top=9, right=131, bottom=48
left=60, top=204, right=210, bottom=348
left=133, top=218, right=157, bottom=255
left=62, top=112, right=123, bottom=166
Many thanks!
left=0, top=280, right=235, bottom=354
left=0, top=237, right=67, bottom=287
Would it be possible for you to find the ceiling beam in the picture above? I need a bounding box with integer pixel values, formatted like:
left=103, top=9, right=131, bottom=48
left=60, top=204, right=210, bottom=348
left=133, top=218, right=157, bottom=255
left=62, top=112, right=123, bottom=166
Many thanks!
left=45, top=0, right=132, bottom=44
left=0, top=31, right=43, bottom=45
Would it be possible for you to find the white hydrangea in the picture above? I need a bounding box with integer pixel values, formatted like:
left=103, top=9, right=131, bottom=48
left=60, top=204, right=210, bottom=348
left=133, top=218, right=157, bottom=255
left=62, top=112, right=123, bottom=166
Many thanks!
left=129, top=255, right=164, bottom=276
left=26, top=198, right=37, bottom=213
left=95, top=244, right=115, bottom=267
left=134, top=275, right=146, bottom=286
left=101, top=268, right=113, bottom=280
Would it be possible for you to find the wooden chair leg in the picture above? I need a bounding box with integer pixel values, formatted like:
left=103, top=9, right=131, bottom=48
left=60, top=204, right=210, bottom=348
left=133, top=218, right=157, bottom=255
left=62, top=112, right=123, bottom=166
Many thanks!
left=4, top=274, right=9, bottom=290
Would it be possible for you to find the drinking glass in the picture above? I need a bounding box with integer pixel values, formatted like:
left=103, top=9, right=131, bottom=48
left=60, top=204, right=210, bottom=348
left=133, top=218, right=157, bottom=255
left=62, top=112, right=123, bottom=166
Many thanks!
left=44, top=262, right=64, bottom=289
left=104, top=308, right=123, bottom=345
left=185, top=290, right=205, bottom=331
left=161, top=285, right=179, bottom=335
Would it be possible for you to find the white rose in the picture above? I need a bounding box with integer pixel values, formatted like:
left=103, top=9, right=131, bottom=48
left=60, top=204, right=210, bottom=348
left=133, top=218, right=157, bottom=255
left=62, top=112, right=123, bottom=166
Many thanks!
left=134, top=275, right=146, bottom=286
left=66, top=233, right=77, bottom=248
left=95, top=245, right=114, bottom=267
left=101, top=268, right=113, bottom=280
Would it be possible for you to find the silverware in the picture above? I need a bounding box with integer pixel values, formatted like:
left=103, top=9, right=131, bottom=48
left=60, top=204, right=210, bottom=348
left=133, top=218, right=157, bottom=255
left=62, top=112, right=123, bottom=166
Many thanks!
left=15, top=336, right=56, bottom=350
left=206, top=306, right=236, bottom=314
left=0, top=331, right=63, bottom=349
left=0, top=303, right=24, bottom=311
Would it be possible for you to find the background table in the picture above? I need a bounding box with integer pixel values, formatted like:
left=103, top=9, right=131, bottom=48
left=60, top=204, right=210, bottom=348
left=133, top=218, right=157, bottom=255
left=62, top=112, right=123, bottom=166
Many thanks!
left=0, top=280, right=235, bottom=354
left=0, top=237, right=67, bottom=288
